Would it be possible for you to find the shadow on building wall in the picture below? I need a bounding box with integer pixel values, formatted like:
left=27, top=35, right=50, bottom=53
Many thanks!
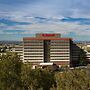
left=71, top=43, right=87, bottom=67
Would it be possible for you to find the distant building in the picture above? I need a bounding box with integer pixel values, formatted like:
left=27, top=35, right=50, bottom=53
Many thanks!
left=23, top=33, right=78, bottom=67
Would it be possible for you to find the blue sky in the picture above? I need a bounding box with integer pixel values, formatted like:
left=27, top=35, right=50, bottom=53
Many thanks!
left=0, top=0, right=90, bottom=41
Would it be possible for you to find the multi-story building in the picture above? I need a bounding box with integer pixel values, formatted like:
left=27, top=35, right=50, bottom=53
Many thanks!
left=23, top=33, right=73, bottom=67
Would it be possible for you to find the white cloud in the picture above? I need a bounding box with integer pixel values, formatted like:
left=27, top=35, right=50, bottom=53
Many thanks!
left=2, top=21, right=89, bottom=37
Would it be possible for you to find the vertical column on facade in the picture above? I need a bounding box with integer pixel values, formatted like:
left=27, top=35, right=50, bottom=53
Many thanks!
left=44, top=40, right=51, bottom=62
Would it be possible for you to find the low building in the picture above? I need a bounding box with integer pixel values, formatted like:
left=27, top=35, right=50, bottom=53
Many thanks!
left=11, top=45, right=23, bottom=60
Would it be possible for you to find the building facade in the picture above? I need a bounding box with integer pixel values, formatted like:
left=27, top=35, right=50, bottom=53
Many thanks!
left=11, top=45, right=23, bottom=60
left=23, top=33, right=73, bottom=67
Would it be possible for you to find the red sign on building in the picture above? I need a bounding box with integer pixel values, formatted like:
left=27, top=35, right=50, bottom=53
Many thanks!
left=42, top=34, right=55, bottom=37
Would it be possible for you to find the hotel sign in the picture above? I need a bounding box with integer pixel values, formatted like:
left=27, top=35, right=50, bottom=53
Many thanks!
left=36, top=33, right=61, bottom=38
left=42, top=34, right=55, bottom=37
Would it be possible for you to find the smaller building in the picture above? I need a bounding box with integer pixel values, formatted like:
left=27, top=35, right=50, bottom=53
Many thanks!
left=11, top=45, right=23, bottom=60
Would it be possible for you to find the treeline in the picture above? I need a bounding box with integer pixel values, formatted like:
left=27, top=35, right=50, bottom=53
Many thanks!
left=0, top=52, right=90, bottom=90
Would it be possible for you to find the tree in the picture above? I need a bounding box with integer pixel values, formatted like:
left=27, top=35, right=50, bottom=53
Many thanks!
left=21, top=64, right=56, bottom=90
left=37, top=68, right=56, bottom=90
left=0, top=52, right=22, bottom=90
left=78, top=48, right=87, bottom=66
left=55, top=68, right=90, bottom=90
left=21, top=62, right=37, bottom=90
